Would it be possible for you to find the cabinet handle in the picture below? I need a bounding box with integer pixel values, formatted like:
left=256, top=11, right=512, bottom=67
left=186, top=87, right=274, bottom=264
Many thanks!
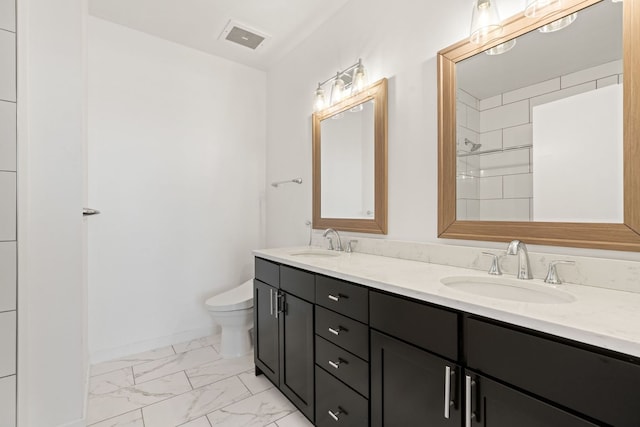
left=269, top=289, right=273, bottom=316
left=444, top=366, right=455, bottom=419
left=275, top=293, right=282, bottom=319
left=328, top=408, right=343, bottom=421
left=328, top=326, right=343, bottom=336
left=465, top=375, right=476, bottom=427
left=328, top=294, right=340, bottom=302
left=328, top=358, right=345, bottom=369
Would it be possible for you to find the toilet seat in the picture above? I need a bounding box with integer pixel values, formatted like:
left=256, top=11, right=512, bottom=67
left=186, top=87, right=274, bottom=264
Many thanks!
left=205, top=279, right=254, bottom=312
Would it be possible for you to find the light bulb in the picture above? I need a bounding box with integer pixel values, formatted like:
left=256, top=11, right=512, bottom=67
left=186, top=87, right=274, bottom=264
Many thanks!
left=351, top=60, right=368, bottom=95
left=330, top=74, right=346, bottom=105
left=313, top=85, right=326, bottom=113
left=470, top=0, right=503, bottom=45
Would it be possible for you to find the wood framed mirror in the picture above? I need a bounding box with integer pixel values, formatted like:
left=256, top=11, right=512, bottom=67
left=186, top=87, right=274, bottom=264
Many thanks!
left=438, top=0, right=640, bottom=251
left=312, top=78, right=388, bottom=234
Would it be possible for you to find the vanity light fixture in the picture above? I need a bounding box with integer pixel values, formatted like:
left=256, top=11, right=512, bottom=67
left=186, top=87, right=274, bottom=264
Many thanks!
left=470, top=0, right=503, bottom=44
left=485, top=38, right=516, bottom=55
left=312, top=59, right=368, bottom=112
left=538, top=12, right=577, bottom=32
left=524, top=0, right=562, bottom=18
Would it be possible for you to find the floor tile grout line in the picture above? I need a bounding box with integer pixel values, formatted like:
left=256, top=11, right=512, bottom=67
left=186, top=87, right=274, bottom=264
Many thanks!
left=184, top=369, right=195, bottom=390
left=85, top=408, right=143, bottom=427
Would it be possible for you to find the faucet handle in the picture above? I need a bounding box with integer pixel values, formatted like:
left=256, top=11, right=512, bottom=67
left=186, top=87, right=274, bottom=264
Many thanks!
left=346, top=240, right=358, bottom=253
left=544, top=260, right=575, bottom=285
left=481, top=252, right=503, bottom=275
left=326, top=236, right=334, bottom=251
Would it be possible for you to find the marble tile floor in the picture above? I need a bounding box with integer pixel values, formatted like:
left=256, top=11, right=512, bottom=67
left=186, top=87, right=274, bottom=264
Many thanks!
left=88, top=334, right=314, bottom=427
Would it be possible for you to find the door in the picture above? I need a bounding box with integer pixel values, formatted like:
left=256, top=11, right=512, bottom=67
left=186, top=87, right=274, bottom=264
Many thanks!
left=254, top=280, right=279, bottom=386
left=279, top=292, right=315, bottom=421
left=466, top=371, right=597, bottom=427
left=371, top=330, right=461, bottom=427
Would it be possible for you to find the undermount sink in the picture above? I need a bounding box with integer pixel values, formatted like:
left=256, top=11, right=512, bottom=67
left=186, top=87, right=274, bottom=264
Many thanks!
left=441, top=276, right=575, bottom=304
left=289, top=248, right=342, bottom=258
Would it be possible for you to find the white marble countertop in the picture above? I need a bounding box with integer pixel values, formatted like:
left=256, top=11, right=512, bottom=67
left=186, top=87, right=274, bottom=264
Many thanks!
left=254, top=246, right=640, bottom=359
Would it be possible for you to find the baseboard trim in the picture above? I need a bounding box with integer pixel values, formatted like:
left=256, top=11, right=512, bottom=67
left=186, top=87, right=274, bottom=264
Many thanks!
left=90, top=326, right=220, bottom=365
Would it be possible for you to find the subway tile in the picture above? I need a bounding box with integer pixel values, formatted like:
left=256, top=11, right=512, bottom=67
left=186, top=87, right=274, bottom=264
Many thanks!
left=456, top=199, right=467, bottom=220
left=133, top=346, right=219, bottom=384
left=0, top=172, right=15, bottom=241
left=87, top=371, right=192, bottom=425
left=480, top=99, right=529, bottom=132
left=457, top=89, right=478, bottom=109
left=0, top=375, right=15, bottom=427
left=618, top=74, right=623, bottom=84
left=596, top=75, right=619, bottom=89
left=479, top=148, right=530, bottom=177
left=142, top=376, right=251, bottom=427
left=91, top=346, right=176, bottom=377
left=457, top=177, right=478, bottom=200
left=0, top=0, right=15, bottom=32
left=0, top=242, right=16, bottom=312
left=0, top=310, right=16, bottom=377
left=479, top=94, right=501, bottom=111
left=205, top=388, right=296, bottom=427
left=0, top=100, right=16, bottom=171
left=466, top=200, right=480, bottom=220
left=456, top=101, right=467, bottom=127
left=478, top=176, right=502, bottom=200
left=503, top=124, right=532, bottom=149
left=530, top=82, right=596, bottom=121
left=503, top=78, right=560, bottom=105
left=456, top=126, right=478, bottom=153
left=503, top=173, right=533, bottom=198
left=561, top=60, right=622, bottom=89
left=0, top=31, right=15, bottom=102
left=466, top=106, right=480, bottom=132
left=479, top=130, right=502, bottom=152
left=479, top=198, right=530, bottom=221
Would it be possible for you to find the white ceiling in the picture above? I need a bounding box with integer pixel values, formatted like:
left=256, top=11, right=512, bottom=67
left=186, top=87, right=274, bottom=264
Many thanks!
left=88, top=0, right=351, bottom=70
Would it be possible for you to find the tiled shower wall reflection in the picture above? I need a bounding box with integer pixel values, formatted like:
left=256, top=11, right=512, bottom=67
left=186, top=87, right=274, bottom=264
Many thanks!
left=0, top=0, right=17, bottom=425
left=456, top=59, right=623, bottom=221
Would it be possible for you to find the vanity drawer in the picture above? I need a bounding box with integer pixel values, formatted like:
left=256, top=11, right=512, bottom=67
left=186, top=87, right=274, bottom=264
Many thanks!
left=316, top=275, right=368, bottom=323
left=370, top=291, right=458, bottom=361
left=316, top=335, right=369, bottom=398
left=255, top=257, right=279, bottom=288
left=316, top=306, right=368, bottom=361
left=280, top=265, right=315, bottom=302
left=316, top=366, right=368, bottom=427
left=466, top=317, right=640, bottom=427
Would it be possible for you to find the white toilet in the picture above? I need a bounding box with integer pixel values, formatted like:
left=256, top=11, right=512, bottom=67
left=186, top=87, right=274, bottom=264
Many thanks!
left=205, top=279, right=254, bottom=358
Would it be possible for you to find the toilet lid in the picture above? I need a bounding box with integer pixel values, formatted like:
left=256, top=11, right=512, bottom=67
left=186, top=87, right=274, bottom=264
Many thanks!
left=205, top=279, right=254, bottom=312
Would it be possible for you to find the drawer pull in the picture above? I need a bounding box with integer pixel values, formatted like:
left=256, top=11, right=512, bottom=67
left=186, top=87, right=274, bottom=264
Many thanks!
left=328, top=326, right=344, bottom=336
left=328, top=294, right=340, bottom=302
left=444, top=366, right=455, bottom=419
left=328, top=407, right=345, bottom=421
left=328, top=358, right=346, bottom=369
left=465, top=375, right=476, bottom=427
left=269, top=288, right=273, bottom=316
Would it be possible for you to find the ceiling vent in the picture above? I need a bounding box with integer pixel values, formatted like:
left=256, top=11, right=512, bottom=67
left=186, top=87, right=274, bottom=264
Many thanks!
left=219, top=20, right=269, bottom=50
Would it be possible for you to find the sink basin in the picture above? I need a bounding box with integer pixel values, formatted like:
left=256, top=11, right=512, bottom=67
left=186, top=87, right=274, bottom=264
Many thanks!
left=289, top=248, right=342, bottom=258
left=440, top=276, right=575, bottom=304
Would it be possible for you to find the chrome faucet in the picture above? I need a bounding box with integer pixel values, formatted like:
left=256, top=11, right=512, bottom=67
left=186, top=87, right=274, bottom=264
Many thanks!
left=323, top=228, right=343, bottom=251
left=506, top=240, right=533, bottom=280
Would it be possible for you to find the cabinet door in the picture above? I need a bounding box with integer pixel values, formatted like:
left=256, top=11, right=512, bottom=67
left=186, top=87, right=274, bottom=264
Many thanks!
left=466, top=371, right=598, bottom=427
left=279, top=292, right=315, bottom=422
left=254, top=280, right=279, bottom=386
left=371, top=330, right=461, bottom=427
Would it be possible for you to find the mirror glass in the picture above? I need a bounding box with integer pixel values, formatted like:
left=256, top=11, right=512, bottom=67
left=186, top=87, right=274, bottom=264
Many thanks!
left=313, top=78, right=387, bottom=234
left=321, top=100, right=375, bottom=219
left=455, top=0, right=622, bottom=223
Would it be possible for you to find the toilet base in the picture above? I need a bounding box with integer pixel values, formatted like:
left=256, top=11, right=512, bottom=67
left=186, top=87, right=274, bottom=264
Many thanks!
left=220, top=325, right=253, bottom=358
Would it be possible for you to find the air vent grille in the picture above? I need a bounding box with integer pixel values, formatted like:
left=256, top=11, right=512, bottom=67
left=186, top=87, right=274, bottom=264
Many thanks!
left=219, top=21, right=269, bottom=50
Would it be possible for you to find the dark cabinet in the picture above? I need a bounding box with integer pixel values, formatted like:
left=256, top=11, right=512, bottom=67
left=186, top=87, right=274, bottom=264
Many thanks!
left=254, top=259, right=315, bottom=422
left=466, top=371, right=597, bottom=427
left=371, top=330, right=461, bottom=427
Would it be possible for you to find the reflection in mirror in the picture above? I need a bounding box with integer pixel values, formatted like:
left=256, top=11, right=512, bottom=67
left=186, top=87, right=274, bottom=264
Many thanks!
left=321, top=100, right=375, bottom=219
left=313, top=78, right=387, bottom=234
left=455, top=0, right=622, bottom=223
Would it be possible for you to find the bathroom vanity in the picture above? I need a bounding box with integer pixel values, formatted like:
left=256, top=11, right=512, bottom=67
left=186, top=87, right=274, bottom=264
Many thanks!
left=253, top=248, right=640, bottom=427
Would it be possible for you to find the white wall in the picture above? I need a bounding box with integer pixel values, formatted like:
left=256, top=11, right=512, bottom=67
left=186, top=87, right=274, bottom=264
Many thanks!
left=87, top=17, right=266, bottom=362
left=265, top=0, right=640, bottom=262
left=17, top=0, right=88, bottom=425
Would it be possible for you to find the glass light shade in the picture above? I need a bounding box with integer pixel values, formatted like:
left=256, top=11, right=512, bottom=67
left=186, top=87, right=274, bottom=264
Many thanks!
left=330, top=75, right=346, bottom=105
left=351, top=62, right=368, bottom=95
left=485, top=38, right=516, bottom=55
left=313, top=86, right=326, bottom=112
left=538, top=12, right=577, bottom=33
left=470, top=0, right=503, bottom=45
left=525, top=0, right=562, bottom=18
